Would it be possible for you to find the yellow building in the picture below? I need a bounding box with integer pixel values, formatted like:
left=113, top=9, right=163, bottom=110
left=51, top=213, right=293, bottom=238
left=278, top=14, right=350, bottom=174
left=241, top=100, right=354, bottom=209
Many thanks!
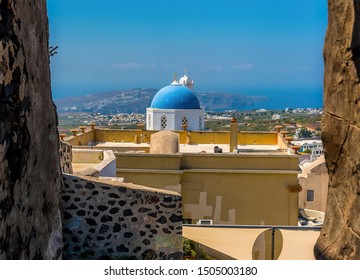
left=64, top=122, right=301, bottom=226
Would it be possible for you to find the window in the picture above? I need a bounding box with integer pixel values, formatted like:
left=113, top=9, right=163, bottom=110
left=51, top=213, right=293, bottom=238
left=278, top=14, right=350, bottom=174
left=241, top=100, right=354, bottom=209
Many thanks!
left=182, top=116, right=188, bottom=126
left=199, top=116, right=202, bottom=129
left=307, top=190, right=314, bottom=202
left=161, top=115, right=167, bottom=130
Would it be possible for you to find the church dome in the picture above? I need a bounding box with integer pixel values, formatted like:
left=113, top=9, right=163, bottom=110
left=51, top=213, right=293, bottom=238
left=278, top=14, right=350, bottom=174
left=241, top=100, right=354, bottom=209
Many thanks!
left=150, top=84, right=201, bottom=109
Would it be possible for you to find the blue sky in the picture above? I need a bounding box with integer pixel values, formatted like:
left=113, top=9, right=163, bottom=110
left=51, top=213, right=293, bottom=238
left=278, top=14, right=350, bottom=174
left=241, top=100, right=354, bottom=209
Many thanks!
left=47, top=0, right=328, bottom=100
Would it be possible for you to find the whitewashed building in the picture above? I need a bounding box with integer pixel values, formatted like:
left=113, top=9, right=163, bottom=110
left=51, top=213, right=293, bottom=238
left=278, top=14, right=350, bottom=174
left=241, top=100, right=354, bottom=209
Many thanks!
left=146, top=74, right=205, bottom=131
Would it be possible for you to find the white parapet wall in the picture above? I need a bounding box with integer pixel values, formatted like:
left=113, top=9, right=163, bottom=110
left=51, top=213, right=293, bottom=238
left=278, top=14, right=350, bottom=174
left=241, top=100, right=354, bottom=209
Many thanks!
left=97, top=150, right=116, bottom=177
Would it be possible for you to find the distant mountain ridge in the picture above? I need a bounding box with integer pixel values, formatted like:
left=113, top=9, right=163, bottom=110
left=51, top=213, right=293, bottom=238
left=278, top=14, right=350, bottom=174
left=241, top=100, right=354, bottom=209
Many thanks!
left=54, top=88, right=268, bottom=114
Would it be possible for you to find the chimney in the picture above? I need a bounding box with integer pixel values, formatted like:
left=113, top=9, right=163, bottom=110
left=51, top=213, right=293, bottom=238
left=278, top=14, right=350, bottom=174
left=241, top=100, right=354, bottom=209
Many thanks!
left=230, top=117, right=238, bottom=153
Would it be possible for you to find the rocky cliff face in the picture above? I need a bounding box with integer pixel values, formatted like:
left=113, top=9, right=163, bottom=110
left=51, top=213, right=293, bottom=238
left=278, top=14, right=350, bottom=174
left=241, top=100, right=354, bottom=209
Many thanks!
left=0, top=1, right=62, bottom=259
left=315, top=0, right=360, bottom=259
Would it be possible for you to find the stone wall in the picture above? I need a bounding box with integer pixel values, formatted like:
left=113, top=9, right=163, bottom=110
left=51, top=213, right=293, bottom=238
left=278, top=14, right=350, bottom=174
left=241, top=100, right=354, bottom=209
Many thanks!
left=61, top=174, right=182, bottom=259
left=315, top=0, right=360, bottom=259
left=59, top=140, right=73, bottom=174
left=0, top=1, right=62, bottom=259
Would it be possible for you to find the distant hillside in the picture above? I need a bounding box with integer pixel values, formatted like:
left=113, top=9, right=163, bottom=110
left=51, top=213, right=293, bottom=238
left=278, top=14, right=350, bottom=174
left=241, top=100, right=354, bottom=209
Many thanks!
left=197, top=91, right=267, bottom=111
left=54, top=88, right=268, bottom=114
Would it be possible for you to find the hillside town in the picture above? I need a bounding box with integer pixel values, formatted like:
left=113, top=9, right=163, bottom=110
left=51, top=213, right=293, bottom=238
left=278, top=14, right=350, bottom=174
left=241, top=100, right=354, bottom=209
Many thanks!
left=57, top=73, right=327, bottom=260
left=58, top=107, right=322, bottom=135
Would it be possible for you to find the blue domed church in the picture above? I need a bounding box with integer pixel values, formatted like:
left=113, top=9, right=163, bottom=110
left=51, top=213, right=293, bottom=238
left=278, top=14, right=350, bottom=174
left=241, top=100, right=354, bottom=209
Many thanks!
left=146, top=73, right=205, bottom=131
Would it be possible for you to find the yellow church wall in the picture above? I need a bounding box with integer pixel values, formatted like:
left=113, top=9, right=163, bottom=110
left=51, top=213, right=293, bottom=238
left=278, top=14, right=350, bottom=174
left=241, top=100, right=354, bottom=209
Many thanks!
left=116, top=170, right=182, bottom=190
left=66, top=130, right=95, bottom=146
left=184, top=131, right=230, bottom=144
left=180, top=131, right=277, bottom=145
left=72, top=149, right=102, bottom=163
left=238, top=132, right=278, bottom=145
left=94, top=129, right=150, bottom=143
left=181, top=153, right=299, bottom=171
left=66, top=128, right=279, bottom=146
left=181, top=172, right=298, bottom=226
left=115, top=153, right=181, bottom=170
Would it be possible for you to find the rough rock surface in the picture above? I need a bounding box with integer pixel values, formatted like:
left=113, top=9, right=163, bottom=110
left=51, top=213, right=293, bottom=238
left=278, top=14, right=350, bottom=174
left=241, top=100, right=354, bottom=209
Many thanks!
left=0, top=1, right=62, bottom=259
left=315, top=0, right=360, bottom=259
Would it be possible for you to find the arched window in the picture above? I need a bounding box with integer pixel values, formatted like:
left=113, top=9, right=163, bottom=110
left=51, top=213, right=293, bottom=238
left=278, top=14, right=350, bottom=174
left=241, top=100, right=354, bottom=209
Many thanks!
left=161, top=115, right=167, bottom=130
left=182, top=116, right=188, bottom=126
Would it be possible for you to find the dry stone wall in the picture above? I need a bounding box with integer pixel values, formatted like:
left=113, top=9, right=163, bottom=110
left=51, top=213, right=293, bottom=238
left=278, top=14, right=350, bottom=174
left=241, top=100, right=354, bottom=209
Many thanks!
left=0, top=0, right=62, bottom=259
left=59, top=140, right=73, bottom=174
left=315, top=0, right=360, bottom=259
left=61, top=174, right=183, bottom=259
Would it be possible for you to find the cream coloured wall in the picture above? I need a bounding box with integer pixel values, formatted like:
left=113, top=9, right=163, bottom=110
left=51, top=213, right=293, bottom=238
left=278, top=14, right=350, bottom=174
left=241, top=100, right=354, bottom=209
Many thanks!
left=72, top=149, right=117, bottom=177
left=181, top=153, right=299, bottom=171
left=299, top=173, right=329, bottom=212
left=115, top=153, right=181, bottom=170
left=118, top=171, right=182, bottom=191
left=72, top=149, right=103, bottom=163
left=182, top=172, right=298, bottom=226
left=115, top=152, right=299, bottom=226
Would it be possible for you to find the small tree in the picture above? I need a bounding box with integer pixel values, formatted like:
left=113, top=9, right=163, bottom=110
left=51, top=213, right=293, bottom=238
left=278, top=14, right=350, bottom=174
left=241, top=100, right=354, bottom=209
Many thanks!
left=298, top=127, right=312, bottom=138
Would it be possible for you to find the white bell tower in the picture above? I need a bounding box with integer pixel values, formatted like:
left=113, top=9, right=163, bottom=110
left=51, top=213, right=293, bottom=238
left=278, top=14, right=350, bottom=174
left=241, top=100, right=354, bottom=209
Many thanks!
left=179, top=67, right=194, bottom=89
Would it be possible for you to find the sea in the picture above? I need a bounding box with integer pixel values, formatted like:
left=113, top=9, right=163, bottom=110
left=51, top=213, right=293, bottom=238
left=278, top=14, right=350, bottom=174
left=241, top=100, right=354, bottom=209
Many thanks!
left=224, top=86, right=324, bottom=111
left=52, top=85, right=323, bottom=111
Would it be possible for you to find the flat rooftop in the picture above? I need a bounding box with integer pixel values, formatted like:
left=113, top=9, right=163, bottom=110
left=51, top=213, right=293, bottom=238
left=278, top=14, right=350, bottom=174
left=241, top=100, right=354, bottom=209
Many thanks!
left=180, top=144, right=284, bottom=155
left=90, top=142, right=288, bottom=155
